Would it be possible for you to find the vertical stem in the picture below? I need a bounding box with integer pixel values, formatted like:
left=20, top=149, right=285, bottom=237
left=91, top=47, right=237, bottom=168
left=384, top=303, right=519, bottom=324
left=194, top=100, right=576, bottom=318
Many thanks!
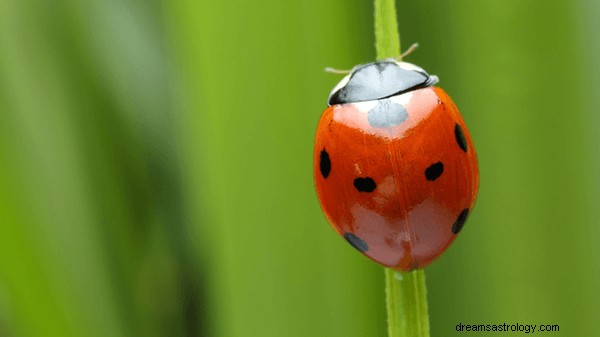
left=385, top=268, right=430, bottom=337
left=374, top=0, right=400, bottom=59
left=374, top=0, right=431, bottom=336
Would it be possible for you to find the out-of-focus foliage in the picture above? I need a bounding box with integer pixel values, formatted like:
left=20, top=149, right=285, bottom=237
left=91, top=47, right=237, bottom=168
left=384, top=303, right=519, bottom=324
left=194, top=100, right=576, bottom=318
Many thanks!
left=0, top=0, right=598, bottom=336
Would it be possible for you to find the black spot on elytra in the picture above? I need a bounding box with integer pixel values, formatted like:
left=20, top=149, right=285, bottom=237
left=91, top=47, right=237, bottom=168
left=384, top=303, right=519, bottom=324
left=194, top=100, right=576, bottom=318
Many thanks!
left=425, top=162, right=444, bottom=181
left=455, top=123, right=468, bottom=152
left=354, top=177, right=376, bottom=192
left=344, top=232, right=368, bottom=252
left=451, top=208, right=470, bottom=234
left=319, top=150, right=331, bottom=179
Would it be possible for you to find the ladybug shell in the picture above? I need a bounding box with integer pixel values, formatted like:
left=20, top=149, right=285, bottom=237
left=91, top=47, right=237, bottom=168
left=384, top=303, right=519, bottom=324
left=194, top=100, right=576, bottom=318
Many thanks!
left=314, top=86, right=478, bottom=271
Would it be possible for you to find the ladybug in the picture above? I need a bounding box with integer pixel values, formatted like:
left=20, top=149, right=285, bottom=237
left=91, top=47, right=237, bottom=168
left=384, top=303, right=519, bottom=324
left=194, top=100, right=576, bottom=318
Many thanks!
left=314, top=58, right=479, bottom=271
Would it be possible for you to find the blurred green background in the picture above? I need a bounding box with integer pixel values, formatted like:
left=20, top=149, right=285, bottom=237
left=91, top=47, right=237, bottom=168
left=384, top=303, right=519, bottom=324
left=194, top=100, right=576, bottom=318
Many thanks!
left=1, top=0, right=599, bottom=336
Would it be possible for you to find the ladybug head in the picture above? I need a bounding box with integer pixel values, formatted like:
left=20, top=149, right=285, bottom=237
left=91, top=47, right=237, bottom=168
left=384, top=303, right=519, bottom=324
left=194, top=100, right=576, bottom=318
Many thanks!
left=327, top=60, right=439, bottom=106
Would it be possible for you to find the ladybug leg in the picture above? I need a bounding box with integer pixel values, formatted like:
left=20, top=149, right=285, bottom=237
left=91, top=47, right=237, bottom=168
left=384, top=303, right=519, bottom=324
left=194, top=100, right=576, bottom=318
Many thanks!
left=324, top=67, right=351, bottom=74
left=397, top=42, right=419, bottom=60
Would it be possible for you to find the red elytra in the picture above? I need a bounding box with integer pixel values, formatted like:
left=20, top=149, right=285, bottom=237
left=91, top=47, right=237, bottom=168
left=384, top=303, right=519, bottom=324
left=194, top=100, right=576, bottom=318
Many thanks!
left=313, top=60, right=479, bottom=271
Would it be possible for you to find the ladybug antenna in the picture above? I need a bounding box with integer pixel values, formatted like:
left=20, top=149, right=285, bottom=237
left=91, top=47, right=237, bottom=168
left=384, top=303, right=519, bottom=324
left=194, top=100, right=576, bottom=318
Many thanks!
left=324, top=67, right=351, bottom=75
left=397, top=42, right=419, bottom=60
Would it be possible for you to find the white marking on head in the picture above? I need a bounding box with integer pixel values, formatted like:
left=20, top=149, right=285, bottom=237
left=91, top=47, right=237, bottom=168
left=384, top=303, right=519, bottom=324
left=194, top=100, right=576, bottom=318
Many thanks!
left=328, top=74, right=351, bottom=100
left=389, top=91, right=413, bottom=106
left=393, top=60, right=427, bottom=74
left=352, top=100, right=378, bottom=114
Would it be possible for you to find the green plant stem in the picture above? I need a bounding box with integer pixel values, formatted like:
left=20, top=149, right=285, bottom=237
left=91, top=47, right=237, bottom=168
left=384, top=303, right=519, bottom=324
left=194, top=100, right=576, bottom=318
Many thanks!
left=375, top=0, right=431, bottom=336
left=374, top=0, right=400, bottom=59
left=385, top=268, right=430, bottom=337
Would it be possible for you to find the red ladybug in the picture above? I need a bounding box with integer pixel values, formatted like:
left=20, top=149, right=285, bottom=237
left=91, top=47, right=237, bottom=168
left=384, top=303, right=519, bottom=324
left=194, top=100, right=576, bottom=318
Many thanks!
left=314, top=59, right=479, bottom=271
